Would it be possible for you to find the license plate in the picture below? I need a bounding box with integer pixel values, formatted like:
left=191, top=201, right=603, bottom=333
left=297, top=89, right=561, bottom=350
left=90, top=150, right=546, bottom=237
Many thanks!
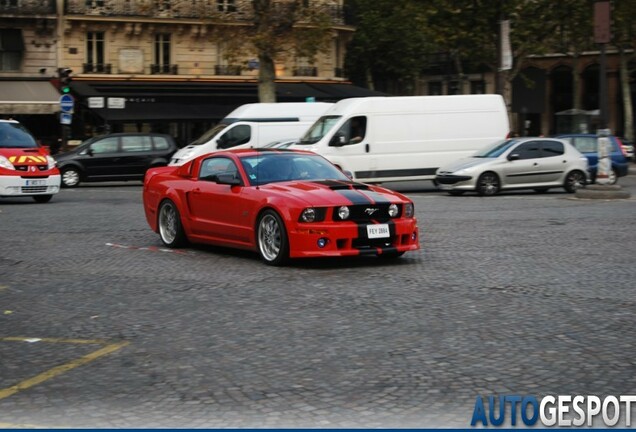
left=367, top=223, right=390, bottom=239
left=26, top=179, right=46, bottom=186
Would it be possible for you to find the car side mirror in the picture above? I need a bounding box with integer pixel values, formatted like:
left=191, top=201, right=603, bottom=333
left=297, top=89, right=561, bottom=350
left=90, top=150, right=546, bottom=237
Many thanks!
left=329, top=132, right=346, bottom=147
left=86, top=148, right=94, bottom=156
left=342, top=169, right=353, bottom=179
left=508, top=153, right=520, bottom=161
left=216, top=173, right=242, bottom=186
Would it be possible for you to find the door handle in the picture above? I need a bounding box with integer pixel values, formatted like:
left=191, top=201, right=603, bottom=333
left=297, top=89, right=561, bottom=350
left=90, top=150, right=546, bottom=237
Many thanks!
left=192, top=188, right=201, bottom=195
left=533, top=162, right=538, bottom=166
left=365, top=143, right=370, bottom=153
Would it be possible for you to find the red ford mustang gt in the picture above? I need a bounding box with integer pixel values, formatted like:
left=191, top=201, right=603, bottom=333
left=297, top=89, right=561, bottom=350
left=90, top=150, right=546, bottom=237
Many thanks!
left=143, top=149, right=420, bottom=265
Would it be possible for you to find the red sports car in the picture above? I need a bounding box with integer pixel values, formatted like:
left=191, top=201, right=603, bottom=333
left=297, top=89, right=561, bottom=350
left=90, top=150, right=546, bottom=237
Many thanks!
left=143, top=149, right=420, bottom=265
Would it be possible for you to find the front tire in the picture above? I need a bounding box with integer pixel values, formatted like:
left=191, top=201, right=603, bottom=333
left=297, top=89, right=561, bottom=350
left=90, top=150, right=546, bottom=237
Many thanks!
left=257, top=210, right=289, bottom=266
left=476, top=172, right=500, bottom=196
left=158, top=199, right=187, bottom=248
left=33, top=195, right=53, bottom=203
left=61, top=167, right=81, bottom=188
left=564, top=170, right=586, bottom=193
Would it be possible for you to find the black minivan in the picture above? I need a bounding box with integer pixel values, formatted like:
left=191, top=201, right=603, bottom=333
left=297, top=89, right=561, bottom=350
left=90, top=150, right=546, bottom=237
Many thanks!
left=55, top=133, right=177, bottom=187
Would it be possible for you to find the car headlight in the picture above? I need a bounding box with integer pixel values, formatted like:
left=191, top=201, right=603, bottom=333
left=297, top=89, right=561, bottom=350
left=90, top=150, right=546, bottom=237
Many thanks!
left=0, top=155, right=15, bottom=170
left=46, top=155, right=56, bottom=170
left=403, top=202, right=414, bottom=218
left=388, top=203, right=399, bottom=217
left=300, top=208, right=316, bottom=223
left=338, top=206, right=350, bottom=220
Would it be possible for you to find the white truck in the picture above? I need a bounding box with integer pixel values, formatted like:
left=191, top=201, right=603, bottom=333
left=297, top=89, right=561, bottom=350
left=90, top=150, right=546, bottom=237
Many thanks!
left=169, top=102, right=333, bottom=165
left=291, top=95, right=510, bottom=183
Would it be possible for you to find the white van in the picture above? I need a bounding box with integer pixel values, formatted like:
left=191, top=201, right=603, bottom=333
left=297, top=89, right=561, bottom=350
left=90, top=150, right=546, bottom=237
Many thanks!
left=169, top=102, right=333, bottom=165
left=291, top=95, right=509, bottom=183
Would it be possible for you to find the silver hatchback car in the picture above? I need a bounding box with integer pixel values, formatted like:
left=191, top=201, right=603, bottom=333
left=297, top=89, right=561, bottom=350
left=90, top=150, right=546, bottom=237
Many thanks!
left=435, top=137, right=589, bottom=196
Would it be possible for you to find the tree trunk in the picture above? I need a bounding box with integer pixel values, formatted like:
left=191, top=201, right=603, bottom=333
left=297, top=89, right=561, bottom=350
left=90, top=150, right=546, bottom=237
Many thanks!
left=572, top=54, right=581, bottom=110
left=619, top=46, right=634, bottom=141
left=258, top=53, right=277, bottom=103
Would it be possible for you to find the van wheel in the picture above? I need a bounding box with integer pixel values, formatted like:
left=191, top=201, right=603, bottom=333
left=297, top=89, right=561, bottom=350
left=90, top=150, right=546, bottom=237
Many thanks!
left=61, top=167, right=81, bottom=188
left=476, top=172, right=500, bottom=196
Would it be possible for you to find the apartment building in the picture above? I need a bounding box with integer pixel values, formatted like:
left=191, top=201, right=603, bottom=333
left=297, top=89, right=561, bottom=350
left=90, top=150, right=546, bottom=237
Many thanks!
left=1, top=0, right=378, bottom=147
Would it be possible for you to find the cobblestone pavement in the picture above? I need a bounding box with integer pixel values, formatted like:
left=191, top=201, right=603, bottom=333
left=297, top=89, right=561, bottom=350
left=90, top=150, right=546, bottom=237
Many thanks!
left=0, top=176, right=635, bottom=428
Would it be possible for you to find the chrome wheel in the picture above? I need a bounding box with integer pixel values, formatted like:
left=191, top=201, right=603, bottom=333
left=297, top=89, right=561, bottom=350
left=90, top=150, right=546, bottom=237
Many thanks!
left=564, top=170, right=586, bottom=193
left=158, top=200, right=186, bottom=247
left=61, top=168, right=80, bottom=187
left=257, top=210, right=288, bottom=265
left=476, top=172, right=500, bottom=196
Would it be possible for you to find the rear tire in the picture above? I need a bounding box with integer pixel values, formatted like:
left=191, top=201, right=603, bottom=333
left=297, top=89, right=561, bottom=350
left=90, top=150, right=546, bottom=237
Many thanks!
left=564, top=170, right=586, bottom=193
left=158, top=199, right=187, bottom=248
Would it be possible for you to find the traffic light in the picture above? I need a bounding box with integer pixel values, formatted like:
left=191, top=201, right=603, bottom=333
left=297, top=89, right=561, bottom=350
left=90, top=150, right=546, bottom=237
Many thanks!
left=59, top=68, right=72, bottom=94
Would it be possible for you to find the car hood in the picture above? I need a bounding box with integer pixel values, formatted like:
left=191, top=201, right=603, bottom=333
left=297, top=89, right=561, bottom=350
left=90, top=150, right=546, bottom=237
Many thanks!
left=0, top=147, right=50, bottom=166
left=437, top=157, right=494, bottom=173
left=259, top=180, right=410, bottom=206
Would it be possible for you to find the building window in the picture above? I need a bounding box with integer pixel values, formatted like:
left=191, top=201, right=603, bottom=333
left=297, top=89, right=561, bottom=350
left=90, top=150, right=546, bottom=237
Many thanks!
left=86, top=31, right=105, bottom=72
left=85, top=0, right=105, bottom=7
left=0, top=29, right=24, bottom=71
left=217, top=0, right=236, bottom=12
left=428, top=81, right=442, bottom=95
left=471, top=80, right=485, bottom=94
left=153, top=34, right=171, bottom=73
left=155, top=0, right=170, bottom=10
left=447, top=81, right=460, bottom=95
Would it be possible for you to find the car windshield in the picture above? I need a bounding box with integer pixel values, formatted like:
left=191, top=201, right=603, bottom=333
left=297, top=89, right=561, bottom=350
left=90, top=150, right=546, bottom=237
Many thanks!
left=297, top=116, right=341, bottom=144
left=473, top=139, right=518, bottom=158
left=240, top=152, right=350, bottom=185
left=0, top=122, right=38, bottom=149
left=189, top=124, right=228, bottom=146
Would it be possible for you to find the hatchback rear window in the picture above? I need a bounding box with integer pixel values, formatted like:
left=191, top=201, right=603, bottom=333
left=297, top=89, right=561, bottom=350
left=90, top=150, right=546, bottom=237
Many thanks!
left=153, top=136, right=171, bottom=150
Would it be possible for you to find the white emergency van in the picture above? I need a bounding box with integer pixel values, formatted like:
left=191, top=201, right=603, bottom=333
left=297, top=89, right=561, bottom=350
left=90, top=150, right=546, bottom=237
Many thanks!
left=169, top=102, right=333, bottom=165
left=291, top=95, right=509, bottom=183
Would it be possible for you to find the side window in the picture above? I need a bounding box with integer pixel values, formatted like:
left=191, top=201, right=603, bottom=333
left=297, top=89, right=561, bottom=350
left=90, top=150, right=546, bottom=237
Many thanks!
left=90, top=137, right=118, bottom=154
left=514, top=141, right=541, bottom=160
left=122, top=136, right=152, bottom=152
left=153, top=136, right=171, bottom=150
left=199, top=157, right=239, bottom=181
left=574, top=137, right=596, bottom=153
left=541, top=141, right=564, bottom=157
left=217, top=125, right=251, bottom=149
left=335, top=116, right=367, bottom=145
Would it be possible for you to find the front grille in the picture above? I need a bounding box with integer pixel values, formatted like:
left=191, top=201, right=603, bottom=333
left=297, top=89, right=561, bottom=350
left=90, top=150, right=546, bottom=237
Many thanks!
left=332, top=204, right=401, bottom=222
left=14, top=165, right=48, bottom=172
left=21, top=186, right=48, bottom=193
left=436, top=174, right=472, bottom=185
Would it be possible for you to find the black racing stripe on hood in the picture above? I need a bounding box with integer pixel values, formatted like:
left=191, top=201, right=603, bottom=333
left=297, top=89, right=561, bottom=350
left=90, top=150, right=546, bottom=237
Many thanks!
left=312, top=180, right=371, bottom=190
left=335, top=188, right=374, bottom=205
left=360, top=190, right=392, bottom=205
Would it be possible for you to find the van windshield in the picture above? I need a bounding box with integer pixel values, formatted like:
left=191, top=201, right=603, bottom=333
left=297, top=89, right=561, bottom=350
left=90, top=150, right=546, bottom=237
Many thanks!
left=0, top=122, right=38, bottom=149
left=189, top=124, right=228, bottom=146
left=297, top=116, right=341, bottom=144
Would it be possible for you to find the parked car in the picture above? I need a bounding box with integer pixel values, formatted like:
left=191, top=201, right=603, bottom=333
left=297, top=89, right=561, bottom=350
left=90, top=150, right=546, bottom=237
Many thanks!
left=619, top=137, right=634, bottom=161
left=0, top=119, right=61, bottom=203
left=55, top=133, right=177, bottom=187
left=435, top=137, right=588, bottom=196
left=143, top=149, right=420, bottom=265
left=555, top=134, right=629, bottom=184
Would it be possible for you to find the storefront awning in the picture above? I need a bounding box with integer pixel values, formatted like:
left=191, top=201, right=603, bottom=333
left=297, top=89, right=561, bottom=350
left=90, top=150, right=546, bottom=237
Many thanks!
left=0, top=81, right=60, bottom=115
left=70, top=80, right=385, bottom=122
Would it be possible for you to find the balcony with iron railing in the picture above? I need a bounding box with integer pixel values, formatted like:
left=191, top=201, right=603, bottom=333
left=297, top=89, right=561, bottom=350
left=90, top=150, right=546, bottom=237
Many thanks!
left=150, top=64, right=178, bottom=74
left=0, top=0, right=55, bottom=15
left=83, top=63, right=112, bottom=74
left=214, top=65, right=242, bottom=76
left=293, top=66, right=317, bottom=77
left=65, top=0, right=345, bottom=24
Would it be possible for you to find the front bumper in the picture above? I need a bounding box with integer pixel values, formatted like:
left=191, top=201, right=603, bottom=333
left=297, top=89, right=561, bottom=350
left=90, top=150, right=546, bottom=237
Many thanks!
left=288, top=219, right=420, bottom=258
left=0, top=174, right=61, bottom=197
left=435, top=174, right=474, bottom=190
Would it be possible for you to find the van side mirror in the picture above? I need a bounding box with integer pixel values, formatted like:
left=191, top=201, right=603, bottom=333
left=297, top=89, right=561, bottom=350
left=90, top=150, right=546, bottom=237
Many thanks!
left=329, top=132, right=346, bottom=147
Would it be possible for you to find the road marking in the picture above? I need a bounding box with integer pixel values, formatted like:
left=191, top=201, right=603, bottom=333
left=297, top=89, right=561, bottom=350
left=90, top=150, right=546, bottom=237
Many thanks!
left=0, top=338, right=129, bottom=401
left=105, top=242, right=192, bottom=255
